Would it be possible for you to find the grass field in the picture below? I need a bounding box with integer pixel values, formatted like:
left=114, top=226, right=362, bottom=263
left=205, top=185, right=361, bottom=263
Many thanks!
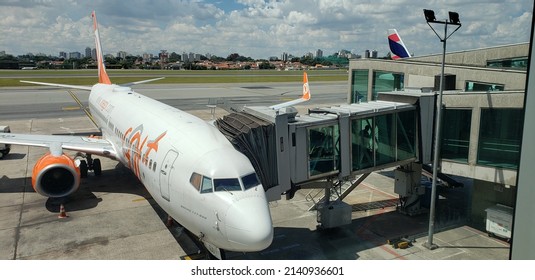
left=0, top=69, right=348, bottom=87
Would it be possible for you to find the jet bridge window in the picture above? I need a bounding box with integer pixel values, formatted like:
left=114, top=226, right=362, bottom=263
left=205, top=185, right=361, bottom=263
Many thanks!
left=351, top=118, right=374, bottom=170
left=308, top=125, right=340, bottom=177
left=214, top=178, right=242, bottom=192
left=351, top=110, right=417, bottom=171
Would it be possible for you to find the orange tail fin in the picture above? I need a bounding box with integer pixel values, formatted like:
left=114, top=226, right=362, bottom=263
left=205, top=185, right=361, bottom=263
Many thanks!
left=91, top=11, right=112, bottom=85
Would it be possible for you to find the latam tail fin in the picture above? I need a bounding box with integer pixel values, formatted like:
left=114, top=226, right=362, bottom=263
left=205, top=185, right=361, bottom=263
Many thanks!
left=269, top=72, right=311, bottom=110
left=388, top=29, right=411, bottom=60
left=91, top=11, right=111, bottom=85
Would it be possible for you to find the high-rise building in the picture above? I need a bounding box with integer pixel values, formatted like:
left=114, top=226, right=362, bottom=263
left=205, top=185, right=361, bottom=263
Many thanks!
left=68, top=52, right=81, bottom=59
left=117, top=51, right=128, bottom=59
left=85, top=47, right=91, bottom=58
left=91, top=48, right=97, bottom=60
left=316, top=49, right=323, bottom=58
left=281, top=52, right=288, bottom=62
left=371, top=50, right=378, bottom=58
left=59, top=51, right=67, bottom=59
left=142, top=53, right=152, bottom=63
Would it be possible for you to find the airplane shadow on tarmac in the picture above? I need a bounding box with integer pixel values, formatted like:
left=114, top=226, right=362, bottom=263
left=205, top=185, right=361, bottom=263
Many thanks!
left=0, top=160, right=203, bottom=257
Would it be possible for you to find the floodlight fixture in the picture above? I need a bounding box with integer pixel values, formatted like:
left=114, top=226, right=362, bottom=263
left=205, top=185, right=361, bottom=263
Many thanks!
left=449, top=11, right=461, bottom=25
left=423, top=9, right=436, bottom=23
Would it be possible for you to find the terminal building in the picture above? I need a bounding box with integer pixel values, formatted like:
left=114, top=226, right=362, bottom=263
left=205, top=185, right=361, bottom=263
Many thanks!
left=347, top=42, right=529, bottom=249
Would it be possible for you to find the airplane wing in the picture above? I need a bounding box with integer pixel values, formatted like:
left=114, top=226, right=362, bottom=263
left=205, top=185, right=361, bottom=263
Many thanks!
left=269, top=72, right=311, bottom=110
left=0, top=133, right=117, bottom=159
left=19, top=80, right=93, bottom=91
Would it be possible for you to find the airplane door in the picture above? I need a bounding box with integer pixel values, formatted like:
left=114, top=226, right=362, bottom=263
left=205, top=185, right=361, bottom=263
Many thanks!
left=159, top=150, right=178, bottom=201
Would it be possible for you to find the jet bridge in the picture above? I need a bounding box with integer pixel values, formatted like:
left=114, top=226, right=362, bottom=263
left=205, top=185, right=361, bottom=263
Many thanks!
left=216, top=94, right=435, bottom=228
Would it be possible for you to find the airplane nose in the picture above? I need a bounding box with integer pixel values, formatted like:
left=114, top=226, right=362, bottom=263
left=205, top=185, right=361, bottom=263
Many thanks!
left=225, top=196, right=273, bottom=251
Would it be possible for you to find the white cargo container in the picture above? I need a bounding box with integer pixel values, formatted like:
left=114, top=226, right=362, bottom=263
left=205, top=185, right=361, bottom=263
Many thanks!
left=485, top=204, right=513, bottom=239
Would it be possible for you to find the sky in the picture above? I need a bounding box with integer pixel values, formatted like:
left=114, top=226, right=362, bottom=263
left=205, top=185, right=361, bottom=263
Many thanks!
left=0, top=0, right=533, bottom=59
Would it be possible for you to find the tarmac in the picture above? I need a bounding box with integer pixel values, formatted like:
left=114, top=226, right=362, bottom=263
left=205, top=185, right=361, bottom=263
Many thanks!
left=0, top=107, right=511, bottom=260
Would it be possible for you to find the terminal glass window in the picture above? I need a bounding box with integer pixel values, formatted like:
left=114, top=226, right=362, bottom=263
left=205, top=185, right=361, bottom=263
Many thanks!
left=308, top=125, right=340, bottom=176
left=351, top=118, right=374, bottom=170
left=487, top=57, right=528, bottom=69
left=441, top=109, right=472, bottom=163
left=351, top=69, right=369, bottom=103
left=478, top=108, right=523, bottom=169
left=397, top=110, right=417, bottom=161
left=465, top=81, right=504, bottom=92
left=372, top=71, right=404, bottom=100
left=375, top=114, right=396, bottom=165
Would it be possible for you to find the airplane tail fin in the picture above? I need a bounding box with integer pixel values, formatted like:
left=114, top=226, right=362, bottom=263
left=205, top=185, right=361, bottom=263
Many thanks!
left=269, top=72, right=310, bottom=110
left=388, top=29, right=411, bottom=60
left=301, top=72, right=311, bottom=101
left=91, top=11, right=112, bottom=85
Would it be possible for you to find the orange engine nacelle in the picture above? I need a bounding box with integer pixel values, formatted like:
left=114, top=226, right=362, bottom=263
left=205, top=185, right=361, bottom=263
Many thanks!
left=32, top=153, right=81, bottom=198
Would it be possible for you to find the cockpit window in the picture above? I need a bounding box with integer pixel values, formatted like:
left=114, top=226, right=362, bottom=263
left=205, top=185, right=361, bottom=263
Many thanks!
left=242, top=173, right=260, bottom=190
left=214, top=178, right=242, bottom=192
left=189, top=173, right=202, bottom=191
left=201, top=176, right=213, bottom=194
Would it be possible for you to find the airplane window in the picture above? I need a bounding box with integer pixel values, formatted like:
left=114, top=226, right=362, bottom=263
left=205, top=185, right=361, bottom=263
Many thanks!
left=201, top=176, right=213, bottom=193
left=153, top=162, right=157, bottom=172
left=214, top=178, right=242, bottom=192
left=189, top=173, right=202, bottom=191
left=242, top=173, right=260, bottom=190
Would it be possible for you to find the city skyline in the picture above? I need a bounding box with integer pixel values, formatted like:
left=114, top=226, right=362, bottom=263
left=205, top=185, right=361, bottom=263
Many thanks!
left=0, top=1, right=533, bottom=59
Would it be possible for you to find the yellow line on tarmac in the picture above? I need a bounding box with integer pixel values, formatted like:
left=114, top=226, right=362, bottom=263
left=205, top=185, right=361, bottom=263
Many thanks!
left=62, top=106, right=81, bottom=111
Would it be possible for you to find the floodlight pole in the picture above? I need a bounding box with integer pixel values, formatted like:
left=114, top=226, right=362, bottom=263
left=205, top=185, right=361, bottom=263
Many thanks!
left=423, top=11, right=461, bottom=250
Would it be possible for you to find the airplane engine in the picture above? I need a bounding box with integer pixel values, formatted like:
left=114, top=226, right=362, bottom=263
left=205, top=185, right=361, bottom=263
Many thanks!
left=31, top=153, right=81, bottom=198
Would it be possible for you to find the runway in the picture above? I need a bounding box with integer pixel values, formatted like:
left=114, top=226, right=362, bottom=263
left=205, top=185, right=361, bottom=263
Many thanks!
left=0, top=82, right=348, bottom=120
left=0, top=83, right=510, bottom=260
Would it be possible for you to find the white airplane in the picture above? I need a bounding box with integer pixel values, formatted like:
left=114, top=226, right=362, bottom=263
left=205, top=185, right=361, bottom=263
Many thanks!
left=0, top=11, right=310, bottom=259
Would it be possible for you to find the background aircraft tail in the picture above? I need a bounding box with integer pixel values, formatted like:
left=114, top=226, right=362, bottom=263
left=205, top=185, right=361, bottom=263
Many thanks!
left=269, top=72, right=310, bottom=110
left=91, top=11, right=112, bottom=85
left=388, top=29, right=411, bottom=60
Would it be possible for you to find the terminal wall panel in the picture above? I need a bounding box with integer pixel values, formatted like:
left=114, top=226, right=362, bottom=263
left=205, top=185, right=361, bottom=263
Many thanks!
left=512, top=26, right=535, bottom=260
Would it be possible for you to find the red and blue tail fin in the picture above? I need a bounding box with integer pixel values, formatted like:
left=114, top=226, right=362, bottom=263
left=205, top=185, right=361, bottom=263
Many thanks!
left=388, top=29, right=411, bottom=60
left=91, top=11, right=112, bottom=85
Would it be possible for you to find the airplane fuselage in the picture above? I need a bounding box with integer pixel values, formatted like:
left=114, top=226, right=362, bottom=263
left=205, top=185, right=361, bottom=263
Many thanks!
left=88, top=83, right=273, bottom=253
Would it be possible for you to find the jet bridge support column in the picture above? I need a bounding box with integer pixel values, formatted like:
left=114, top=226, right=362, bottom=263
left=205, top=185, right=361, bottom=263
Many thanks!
left=394, top=162, right=425, bottom=216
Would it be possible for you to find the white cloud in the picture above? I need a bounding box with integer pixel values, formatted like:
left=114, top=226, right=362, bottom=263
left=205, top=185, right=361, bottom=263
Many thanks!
left=0, top=0, right=532, bottom=59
